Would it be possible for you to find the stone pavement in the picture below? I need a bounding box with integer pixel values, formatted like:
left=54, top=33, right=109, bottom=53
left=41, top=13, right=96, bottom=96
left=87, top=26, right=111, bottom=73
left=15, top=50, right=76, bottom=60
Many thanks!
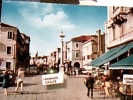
left=0, top=75, right=120, bottom=100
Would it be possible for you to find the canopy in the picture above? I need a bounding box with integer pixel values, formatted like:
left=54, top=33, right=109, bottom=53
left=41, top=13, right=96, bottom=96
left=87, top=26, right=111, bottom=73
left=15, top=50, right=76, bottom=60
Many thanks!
left=109, top=54, right=133, bottom=70
left=88, top=42, right=133, bottom=67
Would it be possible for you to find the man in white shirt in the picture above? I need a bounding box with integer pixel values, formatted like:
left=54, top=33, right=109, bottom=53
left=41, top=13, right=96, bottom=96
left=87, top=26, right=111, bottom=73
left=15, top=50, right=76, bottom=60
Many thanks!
left=14, top=68, right=25, bottom=94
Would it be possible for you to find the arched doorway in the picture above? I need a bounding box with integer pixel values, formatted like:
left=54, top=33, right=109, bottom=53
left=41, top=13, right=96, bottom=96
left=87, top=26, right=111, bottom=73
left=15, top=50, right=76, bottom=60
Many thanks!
left=74, top=62, right=80, bottom=68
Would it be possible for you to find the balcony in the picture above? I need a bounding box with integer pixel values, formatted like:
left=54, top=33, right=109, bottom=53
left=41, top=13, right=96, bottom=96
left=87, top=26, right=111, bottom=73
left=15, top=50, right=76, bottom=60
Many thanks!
left=112, top=15, right=127, bottom=25
left=113, top=7, right=127, bottom=19
left=110, top=7, right=127, bottom=25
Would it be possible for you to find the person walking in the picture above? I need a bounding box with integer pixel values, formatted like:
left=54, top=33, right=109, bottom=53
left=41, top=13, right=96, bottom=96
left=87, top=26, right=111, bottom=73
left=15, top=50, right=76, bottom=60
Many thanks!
left=14, top=68, right=25, bottom=94
left=85, top=73, right=95, bottom=99
left=1, top=69, right=10, bottom=95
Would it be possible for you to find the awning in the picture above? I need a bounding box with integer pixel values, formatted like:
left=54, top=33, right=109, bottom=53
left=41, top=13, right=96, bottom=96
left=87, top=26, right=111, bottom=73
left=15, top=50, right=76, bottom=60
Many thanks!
left=88, top=42, right=133, bottom=67
left=109, top=54, right=133, bottom=70
left=88, top=43, right=127, bottom=66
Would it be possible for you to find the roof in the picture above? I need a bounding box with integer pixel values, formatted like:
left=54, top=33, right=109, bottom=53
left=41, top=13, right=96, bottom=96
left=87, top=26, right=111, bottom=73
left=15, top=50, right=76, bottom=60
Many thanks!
left=21, top=33, right=30, bottom=40
left=83, top=38, right=97, bottom=45
left=0, top=22, right=17, bottom=28
left=71, top=35, right=92, bottom=42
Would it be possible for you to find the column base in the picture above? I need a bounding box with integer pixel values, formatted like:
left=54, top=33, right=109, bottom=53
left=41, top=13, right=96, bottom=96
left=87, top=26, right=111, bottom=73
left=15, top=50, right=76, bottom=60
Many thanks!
left=59, top=64, right=64, bottom=74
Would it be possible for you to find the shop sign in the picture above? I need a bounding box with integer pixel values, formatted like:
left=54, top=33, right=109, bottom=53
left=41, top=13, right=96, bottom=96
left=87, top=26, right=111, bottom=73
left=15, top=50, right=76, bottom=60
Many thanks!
left=123, top=74, right=133, bottom=85
left=42, top=73, right=63, bottom=85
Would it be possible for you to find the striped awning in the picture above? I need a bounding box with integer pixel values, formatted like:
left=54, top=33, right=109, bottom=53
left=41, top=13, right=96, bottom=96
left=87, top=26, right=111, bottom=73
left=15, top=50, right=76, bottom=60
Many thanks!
left=109, top=66, right=133, bottom=70
left=88, top=42, right=133, bottom=68
left=109, top=54, right=133, bottom=70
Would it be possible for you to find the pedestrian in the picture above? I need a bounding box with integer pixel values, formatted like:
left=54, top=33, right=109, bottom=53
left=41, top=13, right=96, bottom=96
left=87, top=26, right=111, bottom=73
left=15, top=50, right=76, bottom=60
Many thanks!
left=84, top=73, right=95, bottom=99
left=1, top=69, right=10, bottom=95
left=14, top=68, right=25, bottom=94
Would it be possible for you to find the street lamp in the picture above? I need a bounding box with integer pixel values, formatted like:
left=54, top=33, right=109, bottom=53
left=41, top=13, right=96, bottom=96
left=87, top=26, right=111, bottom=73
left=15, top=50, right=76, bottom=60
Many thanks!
left=59, top=31, right=65, bottom=74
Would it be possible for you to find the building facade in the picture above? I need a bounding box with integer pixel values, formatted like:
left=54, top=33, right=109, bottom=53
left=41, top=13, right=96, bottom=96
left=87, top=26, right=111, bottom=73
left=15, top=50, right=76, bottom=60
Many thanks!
left=47, top=48, right=61, bottom=67
left=105, top=7, right=133, bottom=48
left=82, top=29, right=105, bottom=67
left=82, top=36, right=98, bottom=66
left=0, top=23, right=30, bottom=72
left=105, top=7, right=133, bottom=80
left=66, top=35, right=92, bottom=68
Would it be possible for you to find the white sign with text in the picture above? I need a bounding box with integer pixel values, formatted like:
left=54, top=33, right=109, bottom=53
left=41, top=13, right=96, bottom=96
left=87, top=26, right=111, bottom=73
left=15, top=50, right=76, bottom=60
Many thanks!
left=123, top=74, right=133, bottom=85
left=42, top=73, right=64, bottom=85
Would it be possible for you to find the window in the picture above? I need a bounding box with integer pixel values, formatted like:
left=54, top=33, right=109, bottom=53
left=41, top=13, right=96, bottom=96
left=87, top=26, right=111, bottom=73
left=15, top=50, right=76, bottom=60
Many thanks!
left=76, top=43, right=78, bottom=47
left=75, top=53, right=79, bottom=58
left=7, top=46, right=12, bottom=54
left=112, top=27, right=116, bottom=40
left=6, top=62, right=11, bottom=69
left=67, top=48, right=70, bottom=52
left=82, top=56, right=85, bottom=60
left=7, top=31, right=13, bottom=39
left=87, top=55, right=90, bottom=59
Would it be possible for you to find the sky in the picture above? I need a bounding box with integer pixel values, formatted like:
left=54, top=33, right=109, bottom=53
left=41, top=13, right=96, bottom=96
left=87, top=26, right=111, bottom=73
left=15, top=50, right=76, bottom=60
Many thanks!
left=1, top=1, right=107, bottom=57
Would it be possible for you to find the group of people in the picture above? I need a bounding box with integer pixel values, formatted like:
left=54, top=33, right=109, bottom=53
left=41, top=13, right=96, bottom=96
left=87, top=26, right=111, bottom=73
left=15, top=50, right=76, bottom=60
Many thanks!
left=84, top=73, right=110, bottom=99
left=1, top=68, right=25, bottom=95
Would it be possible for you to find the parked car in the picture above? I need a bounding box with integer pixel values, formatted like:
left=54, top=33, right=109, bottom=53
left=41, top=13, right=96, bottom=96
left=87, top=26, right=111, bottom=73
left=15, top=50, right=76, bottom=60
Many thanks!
left=29, top=67, right=39, bottom=75
left=78, top=68, right=90, bottom=75
left=0, top=70, right=16, bottom=86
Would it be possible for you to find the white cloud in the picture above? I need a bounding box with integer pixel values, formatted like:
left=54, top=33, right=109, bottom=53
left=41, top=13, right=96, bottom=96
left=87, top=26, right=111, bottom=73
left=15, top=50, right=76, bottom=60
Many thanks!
left=18, top=3, right=76, bottom=30
left=41, top=3, right=54, bottom=14
left=2, top=2, right=100, bottom=56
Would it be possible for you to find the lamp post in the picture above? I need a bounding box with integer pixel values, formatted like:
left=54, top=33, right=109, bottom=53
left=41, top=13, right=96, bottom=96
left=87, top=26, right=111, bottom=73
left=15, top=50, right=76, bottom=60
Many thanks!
left=59, top=31, right=65, bottom=74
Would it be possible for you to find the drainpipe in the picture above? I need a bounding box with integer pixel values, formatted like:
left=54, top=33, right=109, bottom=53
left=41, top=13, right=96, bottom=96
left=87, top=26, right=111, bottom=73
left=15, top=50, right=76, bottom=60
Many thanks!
left=13, top=44, right=16, bottom=73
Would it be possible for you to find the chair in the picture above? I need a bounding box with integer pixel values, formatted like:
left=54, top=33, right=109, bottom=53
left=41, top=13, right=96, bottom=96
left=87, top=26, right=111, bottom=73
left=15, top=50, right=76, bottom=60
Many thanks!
left=104, top=82, right=115, bottom=98
left=115, top=89, right=126, bottom=100
left=93, top=80, right=103, bottom=98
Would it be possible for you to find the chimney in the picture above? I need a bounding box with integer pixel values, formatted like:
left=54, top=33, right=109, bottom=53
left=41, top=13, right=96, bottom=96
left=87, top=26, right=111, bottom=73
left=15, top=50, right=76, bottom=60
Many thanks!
left=97, top=28, right=102, bottom=56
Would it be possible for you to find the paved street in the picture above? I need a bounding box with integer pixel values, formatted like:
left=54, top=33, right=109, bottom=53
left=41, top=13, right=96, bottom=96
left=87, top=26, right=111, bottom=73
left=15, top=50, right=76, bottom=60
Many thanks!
left=0, top=75, right=119, bottom=100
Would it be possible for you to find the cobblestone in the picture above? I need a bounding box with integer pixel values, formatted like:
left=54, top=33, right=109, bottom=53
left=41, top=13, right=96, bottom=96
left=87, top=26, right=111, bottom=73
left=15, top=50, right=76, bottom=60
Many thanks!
left=0, top=75, right=119, bottom=100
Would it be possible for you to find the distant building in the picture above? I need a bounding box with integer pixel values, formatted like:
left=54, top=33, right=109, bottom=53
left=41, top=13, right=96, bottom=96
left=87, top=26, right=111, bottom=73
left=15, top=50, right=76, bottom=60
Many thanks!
left=46, top=48, right=61, bottom=67
left=0, top=22, right=30, bottom=73
left=82, top=29, right=105, bottom=67
left=66, top=35, right=92, bottom=68
left=30, top=55, right=48, bottom=67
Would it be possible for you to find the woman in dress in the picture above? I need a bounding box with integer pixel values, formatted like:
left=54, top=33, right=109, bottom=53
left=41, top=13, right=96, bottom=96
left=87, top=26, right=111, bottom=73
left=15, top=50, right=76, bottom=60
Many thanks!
left=1, top=69, right=10, bottom=95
